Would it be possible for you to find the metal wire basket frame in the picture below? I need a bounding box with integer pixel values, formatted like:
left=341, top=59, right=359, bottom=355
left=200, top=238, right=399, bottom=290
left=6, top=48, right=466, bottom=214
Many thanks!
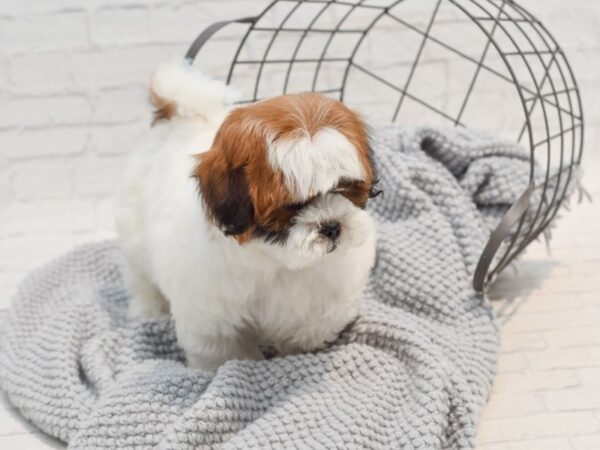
left=185, top=0, right=584, bottom=292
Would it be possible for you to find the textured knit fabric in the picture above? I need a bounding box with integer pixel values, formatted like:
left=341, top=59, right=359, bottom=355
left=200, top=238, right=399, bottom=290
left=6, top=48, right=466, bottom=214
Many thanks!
left=1, top=126, right=545, bottom=449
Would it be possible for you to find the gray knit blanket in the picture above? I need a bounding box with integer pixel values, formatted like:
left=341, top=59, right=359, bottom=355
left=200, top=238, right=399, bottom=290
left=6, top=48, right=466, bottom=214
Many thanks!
left=1, top=126, right=539, bottom=449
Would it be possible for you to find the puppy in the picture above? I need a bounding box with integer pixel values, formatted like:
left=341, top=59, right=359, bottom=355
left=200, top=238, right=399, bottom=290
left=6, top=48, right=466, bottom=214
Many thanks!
left=115, top=61, right=380, bottom=371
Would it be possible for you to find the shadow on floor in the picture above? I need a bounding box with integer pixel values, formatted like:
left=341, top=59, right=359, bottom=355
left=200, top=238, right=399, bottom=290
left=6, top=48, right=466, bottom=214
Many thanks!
left=487, top=258, right=559, bottom=326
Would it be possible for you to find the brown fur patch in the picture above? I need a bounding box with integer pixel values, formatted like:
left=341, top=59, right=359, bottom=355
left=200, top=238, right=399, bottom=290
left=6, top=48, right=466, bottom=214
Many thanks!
left=150, top=89, right=176, bottom=125
left=194, top=92, right=375, bottom=242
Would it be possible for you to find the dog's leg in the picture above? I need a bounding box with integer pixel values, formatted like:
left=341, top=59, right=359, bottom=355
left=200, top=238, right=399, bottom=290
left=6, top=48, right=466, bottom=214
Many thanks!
left=173, top=314, right=263, bottom=371
left=122, top=260, right=170, bottom=319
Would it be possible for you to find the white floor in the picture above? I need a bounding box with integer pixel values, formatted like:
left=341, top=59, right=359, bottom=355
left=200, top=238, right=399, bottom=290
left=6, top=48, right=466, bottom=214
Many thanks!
left=0, top=160, right=599, bottom=449
left=476, top=149, right=600, bottom=449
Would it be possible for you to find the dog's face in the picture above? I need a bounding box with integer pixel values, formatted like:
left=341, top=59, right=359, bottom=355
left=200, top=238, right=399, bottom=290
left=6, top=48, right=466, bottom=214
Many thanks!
left=194, top=92, right=380, bottom=269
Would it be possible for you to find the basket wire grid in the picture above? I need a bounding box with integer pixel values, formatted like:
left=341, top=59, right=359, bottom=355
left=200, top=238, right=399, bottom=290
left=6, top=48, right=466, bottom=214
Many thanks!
left=185, top=0, right=584, bottom=291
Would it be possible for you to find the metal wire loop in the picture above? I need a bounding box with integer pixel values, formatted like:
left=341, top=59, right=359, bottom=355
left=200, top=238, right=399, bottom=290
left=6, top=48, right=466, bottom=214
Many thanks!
left=185, top=0, right=584, bottom=292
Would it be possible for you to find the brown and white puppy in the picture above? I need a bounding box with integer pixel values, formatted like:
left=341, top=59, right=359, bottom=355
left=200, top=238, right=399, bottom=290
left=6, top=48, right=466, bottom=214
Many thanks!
left=115, top=61, right=380, bottom=371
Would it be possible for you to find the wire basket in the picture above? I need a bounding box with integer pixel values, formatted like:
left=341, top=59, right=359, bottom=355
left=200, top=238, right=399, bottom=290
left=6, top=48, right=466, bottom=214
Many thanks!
left=185, top=0, right=584, bottom=291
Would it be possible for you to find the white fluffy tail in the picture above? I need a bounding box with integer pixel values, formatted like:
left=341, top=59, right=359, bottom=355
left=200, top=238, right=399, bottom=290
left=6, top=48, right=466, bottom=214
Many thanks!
left=149, top=60, right=237, bottom=123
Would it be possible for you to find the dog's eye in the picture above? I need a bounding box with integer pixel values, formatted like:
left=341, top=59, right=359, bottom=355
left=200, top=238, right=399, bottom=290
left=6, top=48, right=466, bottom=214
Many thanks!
left=286, top=202, right=307, bottom=213
left=284, top=195, right=318, bottom=213
left=332, top=180, right=357, bottom=194
left=368, top=184, right=383, bottom=199
left=332, top=180, right=372, bottom=209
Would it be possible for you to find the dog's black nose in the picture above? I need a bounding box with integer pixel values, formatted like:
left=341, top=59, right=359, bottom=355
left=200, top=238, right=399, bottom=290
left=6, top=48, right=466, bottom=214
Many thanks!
left=319, top=221, right=341, bottom=241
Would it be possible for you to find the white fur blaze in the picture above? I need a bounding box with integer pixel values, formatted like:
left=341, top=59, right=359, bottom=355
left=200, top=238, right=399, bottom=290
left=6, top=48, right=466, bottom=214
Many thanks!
left=267, top=127, right=366, bottom=200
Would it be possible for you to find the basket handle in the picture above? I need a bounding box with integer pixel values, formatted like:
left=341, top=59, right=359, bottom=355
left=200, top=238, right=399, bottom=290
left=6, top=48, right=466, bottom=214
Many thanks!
left=472, top=182, right=534, bottom=292
left=185, top=16, right=258, bottom=63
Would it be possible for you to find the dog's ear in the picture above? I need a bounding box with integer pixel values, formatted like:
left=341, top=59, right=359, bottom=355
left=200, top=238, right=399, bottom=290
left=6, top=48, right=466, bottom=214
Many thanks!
left=194, top=150, right=255, bottom=238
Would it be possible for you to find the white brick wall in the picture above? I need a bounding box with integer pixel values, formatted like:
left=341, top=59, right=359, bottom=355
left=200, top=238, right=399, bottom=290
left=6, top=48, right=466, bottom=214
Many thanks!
left=0, top=1, right=599, bottom=448
left=0, top=0, right=270, bottom=304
